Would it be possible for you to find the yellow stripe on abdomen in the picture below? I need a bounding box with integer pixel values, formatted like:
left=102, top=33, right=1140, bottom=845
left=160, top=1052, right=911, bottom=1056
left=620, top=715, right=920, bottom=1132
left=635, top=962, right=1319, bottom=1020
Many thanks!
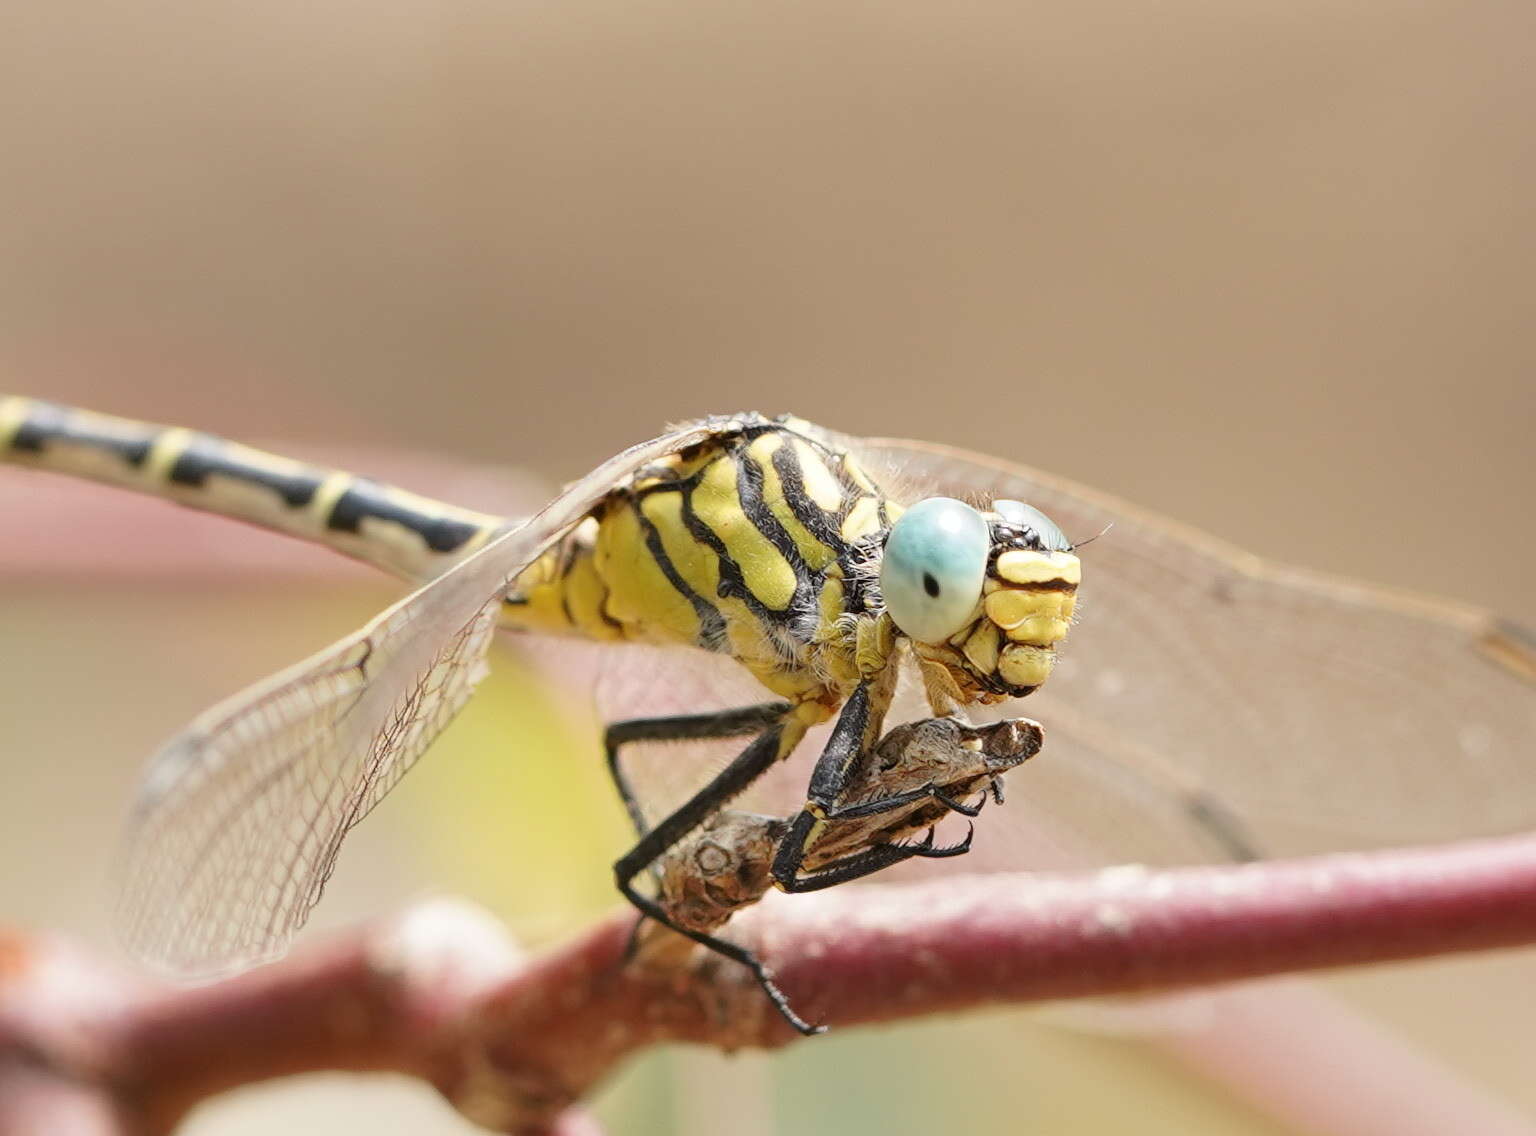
left=0, top=397, right=30, bottom=449
left=1, top=397, right=504, bottom=583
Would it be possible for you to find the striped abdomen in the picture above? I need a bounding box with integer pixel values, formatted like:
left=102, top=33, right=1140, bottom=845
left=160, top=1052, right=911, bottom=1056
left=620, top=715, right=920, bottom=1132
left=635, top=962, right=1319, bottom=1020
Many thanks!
left=0, top=397, right=506, bottom=583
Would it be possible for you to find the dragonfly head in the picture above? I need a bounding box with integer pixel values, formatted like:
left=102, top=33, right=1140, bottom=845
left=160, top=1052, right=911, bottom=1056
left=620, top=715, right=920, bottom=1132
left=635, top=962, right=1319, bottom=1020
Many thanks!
left=879, top=497, right=1079, bottom=702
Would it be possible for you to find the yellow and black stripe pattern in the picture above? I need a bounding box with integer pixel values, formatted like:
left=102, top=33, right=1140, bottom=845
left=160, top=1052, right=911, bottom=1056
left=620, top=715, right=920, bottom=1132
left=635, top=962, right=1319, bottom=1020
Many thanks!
left=2, top=397, right=1076, bottom=717
left=502, top=415, right=895, bottom=707
left=1, top=400, right=891, bottom=708
left=0, top=397, right=506, bottom=583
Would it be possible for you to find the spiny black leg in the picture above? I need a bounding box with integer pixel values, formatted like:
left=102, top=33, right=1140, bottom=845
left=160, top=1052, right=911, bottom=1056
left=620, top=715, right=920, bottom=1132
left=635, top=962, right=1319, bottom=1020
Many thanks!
left=612, top=721, right=825, bottom=1035
left=802, top=779, right=986, bottom=824
left=776, top=838, right=933, bottom=893
left=606, top=702, right=790, bottom=915
left=618, top=871, right=822, bottom=1034
left=793, top=686, right=990, bottom=827
left=615, top=707, right=822, bottom=963
left=771, top=814, right=978, bottom=896
left=615, top=722, right=787, bottom=879
left=908, top=821, right=975, bottom=858
left=803, top=682, right=875, bottom=803
left=605, top=702, right=790, bottom=837
left=769, top=686, right=868, bottom=887
left=815, top=785, right=937, bottom=821
left=929, top=784, right=985, bottom=818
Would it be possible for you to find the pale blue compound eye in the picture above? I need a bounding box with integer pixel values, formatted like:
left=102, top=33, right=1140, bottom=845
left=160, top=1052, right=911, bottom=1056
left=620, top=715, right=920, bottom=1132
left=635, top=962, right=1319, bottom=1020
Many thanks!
left=880, top=497, right=990, bottom=644
left=994, top=499, right=1071, bottom=552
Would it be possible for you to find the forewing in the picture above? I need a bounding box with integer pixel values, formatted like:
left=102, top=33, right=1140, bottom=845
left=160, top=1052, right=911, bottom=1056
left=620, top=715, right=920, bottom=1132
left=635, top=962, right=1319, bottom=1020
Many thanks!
left=117, top=420, right=723, bottom=977
left=859, top=438, right=1536, bottom=863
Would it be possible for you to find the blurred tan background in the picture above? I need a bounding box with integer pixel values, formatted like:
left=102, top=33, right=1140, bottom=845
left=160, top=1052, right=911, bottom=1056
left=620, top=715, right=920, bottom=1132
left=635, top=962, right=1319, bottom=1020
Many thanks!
left=2, top=1, right=1533, bottom=1133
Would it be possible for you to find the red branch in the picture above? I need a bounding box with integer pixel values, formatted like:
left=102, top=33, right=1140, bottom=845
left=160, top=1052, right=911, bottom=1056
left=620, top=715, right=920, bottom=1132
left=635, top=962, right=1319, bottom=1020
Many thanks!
left=5, top=831, right=1536, bottom=1135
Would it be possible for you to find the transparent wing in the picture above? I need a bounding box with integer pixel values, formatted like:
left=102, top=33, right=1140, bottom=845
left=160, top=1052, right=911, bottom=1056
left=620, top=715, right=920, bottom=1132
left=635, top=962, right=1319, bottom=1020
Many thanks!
left=526, top=636, right=787, bottom=825
left=858, top=438, right=1536, bottom=864
left=117, top=420, right=724, bottom=977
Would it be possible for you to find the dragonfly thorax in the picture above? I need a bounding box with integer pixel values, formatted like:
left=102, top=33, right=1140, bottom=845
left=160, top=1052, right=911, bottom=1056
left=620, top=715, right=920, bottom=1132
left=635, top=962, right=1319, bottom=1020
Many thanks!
left=501, top=415, right=899, bottom=709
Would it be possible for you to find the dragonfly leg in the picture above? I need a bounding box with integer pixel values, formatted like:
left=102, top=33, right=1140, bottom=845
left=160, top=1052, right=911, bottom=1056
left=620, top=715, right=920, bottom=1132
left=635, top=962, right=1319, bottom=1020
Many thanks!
left=604, top=701, right=791, bottom=838
left=774, top=821, right=977, bottom=894
left=813, top=781, right=986, bottom=822
left=612, top=719, right=827, bottom=1035
left=608, top=702, right=791, bottom=965
left=770, top=685, right=987, bottom=890
left=911, top=822, right=978, bottom=858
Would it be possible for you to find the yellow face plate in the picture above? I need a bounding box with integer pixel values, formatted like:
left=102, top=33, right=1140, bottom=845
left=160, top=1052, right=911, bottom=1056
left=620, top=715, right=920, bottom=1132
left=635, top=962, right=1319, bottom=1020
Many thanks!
left=919, top=519, right=1082, bottom=700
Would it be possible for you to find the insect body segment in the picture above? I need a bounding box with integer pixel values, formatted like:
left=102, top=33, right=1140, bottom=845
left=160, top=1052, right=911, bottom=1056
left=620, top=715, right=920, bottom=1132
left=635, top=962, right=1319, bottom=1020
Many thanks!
left=648, top=715, right=1043, bottom=942
left=0, top=396, right=505, bottom=582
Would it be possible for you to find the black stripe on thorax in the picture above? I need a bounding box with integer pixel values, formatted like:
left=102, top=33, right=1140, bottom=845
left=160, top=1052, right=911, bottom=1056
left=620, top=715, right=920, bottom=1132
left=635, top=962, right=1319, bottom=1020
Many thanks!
left=764, top=429, right=890, bottom=616
left=767, top=440, right=854, bottom=556
left=167, top=434, right=323, bottom=508
left=669, top=457, right=816, bottom=649
left=326, top=479, right=486, bottom=554
left=10, top=401, right=154, bottom=466
left=626, top=421, right=881, bottom=637
left=629, top=493, right=729, bottom=651
left=774, top=427, right=887, bottom=533
left=734, top=450, right=822, bottom=642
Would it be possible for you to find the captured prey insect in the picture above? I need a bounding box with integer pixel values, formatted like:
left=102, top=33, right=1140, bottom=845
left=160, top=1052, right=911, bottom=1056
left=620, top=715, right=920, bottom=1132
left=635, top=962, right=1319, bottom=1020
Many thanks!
left=646, top=715, right=1043, bottom=949
left=3, top=397, right=1535, bottom=1034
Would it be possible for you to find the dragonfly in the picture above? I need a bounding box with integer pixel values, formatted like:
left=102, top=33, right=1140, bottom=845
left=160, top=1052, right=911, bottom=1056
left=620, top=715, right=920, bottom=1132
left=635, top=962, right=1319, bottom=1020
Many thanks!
left=3, top=396, right=1533, bottom=1034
